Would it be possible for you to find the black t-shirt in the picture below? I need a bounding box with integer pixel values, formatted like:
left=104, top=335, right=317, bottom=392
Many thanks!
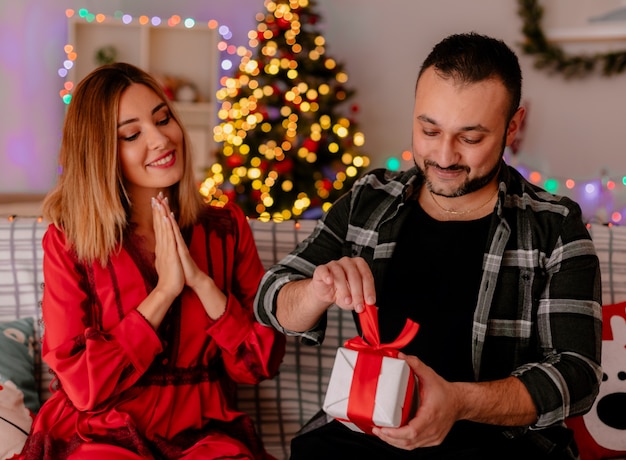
left=377, top=200, right=492, bottom=382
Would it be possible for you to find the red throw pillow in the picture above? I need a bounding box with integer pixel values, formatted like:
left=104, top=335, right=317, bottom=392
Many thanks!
left=566, top=301, right=626, bottom=460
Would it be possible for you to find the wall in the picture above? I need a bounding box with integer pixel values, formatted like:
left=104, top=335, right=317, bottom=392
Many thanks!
left=0, top=0, right=259, bottom=194
left=317, top=0, right=626, bottom=181
left=1, top=0, right=625, bottom=195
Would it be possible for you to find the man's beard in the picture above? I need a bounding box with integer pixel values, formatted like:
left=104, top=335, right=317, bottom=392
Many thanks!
left=413, top=138, right=506, bottom=198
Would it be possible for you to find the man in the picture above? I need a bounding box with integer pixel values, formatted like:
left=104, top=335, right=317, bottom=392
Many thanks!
left=254, top=32, right=602, bottom=459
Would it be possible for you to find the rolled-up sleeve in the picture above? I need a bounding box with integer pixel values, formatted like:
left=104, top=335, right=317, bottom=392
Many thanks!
left=513, top=215, right=602, bottom=427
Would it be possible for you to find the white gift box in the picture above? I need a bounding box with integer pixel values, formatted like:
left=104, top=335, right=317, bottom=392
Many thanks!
left=322, top=346, right=418, bottom=433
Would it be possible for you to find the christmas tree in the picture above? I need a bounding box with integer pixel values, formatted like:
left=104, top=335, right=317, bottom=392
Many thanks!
left=200, top=0, right=370, bottom=221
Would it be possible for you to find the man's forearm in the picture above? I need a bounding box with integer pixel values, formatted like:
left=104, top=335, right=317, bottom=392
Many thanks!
left=454, top=376, right=537, bottom=426
left=276, top=279, right=331, bottom=332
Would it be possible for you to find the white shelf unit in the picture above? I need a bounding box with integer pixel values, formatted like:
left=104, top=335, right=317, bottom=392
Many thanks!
left=67, top=17, right=219, bottom=180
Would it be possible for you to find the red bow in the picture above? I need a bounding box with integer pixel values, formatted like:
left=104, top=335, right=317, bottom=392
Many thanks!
left=344, top=303, right=419, bottom=356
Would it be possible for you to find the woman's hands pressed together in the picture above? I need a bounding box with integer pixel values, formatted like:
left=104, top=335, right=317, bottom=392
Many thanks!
left=144, top=193, right=227, bottom=324
left=151, top=193, right=185, bottom=302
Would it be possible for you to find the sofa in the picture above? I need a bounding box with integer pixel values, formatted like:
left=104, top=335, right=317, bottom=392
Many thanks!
left=1, top=214, right=625, bottom=460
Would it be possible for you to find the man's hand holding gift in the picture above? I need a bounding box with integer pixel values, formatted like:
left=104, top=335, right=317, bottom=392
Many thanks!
left=372, top=353, right=463, bottom=450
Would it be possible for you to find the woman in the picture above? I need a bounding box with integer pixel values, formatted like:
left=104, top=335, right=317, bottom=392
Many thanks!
left=19, top=62, right=285, bottom=459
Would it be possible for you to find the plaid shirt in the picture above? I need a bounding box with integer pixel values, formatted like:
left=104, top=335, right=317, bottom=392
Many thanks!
left=254, top=162, right=602, bottom=429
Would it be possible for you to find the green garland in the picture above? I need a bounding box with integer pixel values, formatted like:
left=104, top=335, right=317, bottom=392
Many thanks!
left=518, top=0, right=626, bottom=78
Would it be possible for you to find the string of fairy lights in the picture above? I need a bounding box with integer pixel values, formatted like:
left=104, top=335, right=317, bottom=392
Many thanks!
left=58, top=8, right=626, bottom=225
left=394, top=149, right=626, bottom=224
left=513, top=160, right=626, bottom=224
left=57, top=8, right=244, bottom=106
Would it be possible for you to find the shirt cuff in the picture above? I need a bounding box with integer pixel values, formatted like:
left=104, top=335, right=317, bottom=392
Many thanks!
left=206, top=294, right=254, bottom=354
left=113, top=309, right=163, bottom=372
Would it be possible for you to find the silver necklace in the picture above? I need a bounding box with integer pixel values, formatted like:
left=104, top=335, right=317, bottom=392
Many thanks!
left=429, top=187, right=498, bottom=216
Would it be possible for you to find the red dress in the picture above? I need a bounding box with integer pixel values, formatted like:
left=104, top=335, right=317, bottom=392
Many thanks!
left=19, top=204, right=286, bottom=459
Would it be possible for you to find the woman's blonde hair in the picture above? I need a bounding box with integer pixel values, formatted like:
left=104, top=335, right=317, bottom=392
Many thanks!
left=43, top=62, right=204, bottom=265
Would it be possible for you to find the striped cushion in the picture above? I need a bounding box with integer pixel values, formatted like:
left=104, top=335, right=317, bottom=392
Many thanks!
left=0, top=217, right=50, bottom=403
left=1, top=216, right=624, bottom=459
left=0, top=217, right=45, bottom=322
left=243, top=219, right=358, bottom=459
left=587, top=224, right=626, bottom=305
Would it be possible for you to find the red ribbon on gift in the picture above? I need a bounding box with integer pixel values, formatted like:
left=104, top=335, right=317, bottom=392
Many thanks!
left=342, top=304, right=419, bottom=434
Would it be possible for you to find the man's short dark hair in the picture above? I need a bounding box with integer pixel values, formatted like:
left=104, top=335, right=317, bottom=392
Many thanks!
left=417, top=32, right=522, bottom=121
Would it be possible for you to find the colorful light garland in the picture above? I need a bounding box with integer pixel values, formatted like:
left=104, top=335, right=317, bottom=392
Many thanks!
left=58, top=8, right=240, bottom=105
left=513, top=160, right=626, bottom=225
left=387, top=148, right=626, bottom=225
